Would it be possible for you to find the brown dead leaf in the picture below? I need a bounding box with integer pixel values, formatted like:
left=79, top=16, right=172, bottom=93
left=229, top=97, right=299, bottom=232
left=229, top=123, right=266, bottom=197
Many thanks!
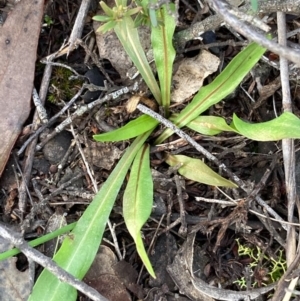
left=4, top=188, right=17, bottom=215
left=171, top=50, right=220, bottom=103
left=0, top=0, right=44, bottom=176
left=84, top=246, right=132, bottom=301
left=113, top=260, right=144, bottom=299
left=84, top=141, right=122, bottom=170
left=252, top=76, right=281, bottom=111
left=0, top=235, right=32, bottom=301
left=0, top=256, right=32, bottom=301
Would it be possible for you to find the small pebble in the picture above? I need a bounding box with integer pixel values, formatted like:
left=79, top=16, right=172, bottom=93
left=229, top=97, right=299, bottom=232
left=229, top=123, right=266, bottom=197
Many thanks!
left=43, top=131, right=72, bottom=165
left=49, top=164, right=58, bottom=174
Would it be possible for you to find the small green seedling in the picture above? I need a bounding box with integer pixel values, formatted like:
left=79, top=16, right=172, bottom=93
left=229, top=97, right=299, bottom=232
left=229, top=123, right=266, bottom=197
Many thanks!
left=234, top=239, right=286, bottom=288
left=43, top=15, right=54, bottom=27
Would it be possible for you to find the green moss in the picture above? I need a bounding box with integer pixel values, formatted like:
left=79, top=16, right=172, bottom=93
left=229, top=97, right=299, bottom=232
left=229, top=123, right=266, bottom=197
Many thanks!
left=48, top=67, right=83, bottom=104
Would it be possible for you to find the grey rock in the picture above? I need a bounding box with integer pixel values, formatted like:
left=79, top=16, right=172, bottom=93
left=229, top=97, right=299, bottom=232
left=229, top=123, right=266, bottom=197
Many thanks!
left=43, top=131, right=72, bottom=164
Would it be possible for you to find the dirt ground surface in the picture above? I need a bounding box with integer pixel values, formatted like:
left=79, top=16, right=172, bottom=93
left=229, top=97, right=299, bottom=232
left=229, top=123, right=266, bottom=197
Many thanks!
left=1, top=0, right=300, bottom=300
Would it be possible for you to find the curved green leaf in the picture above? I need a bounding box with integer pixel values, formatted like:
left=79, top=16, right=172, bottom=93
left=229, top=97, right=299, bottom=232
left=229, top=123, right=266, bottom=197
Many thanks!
left=29, top=132, right=152, bottom=301
left=155, top=42, right=266, bottom=144
left=135, top=234, right=154, bottom=276
left=151, top=3, right=176, bottom=114
left=186, top=115, right=238, bottom=135
left=123, top=144, right=155, bottom=277
left=97, top=20, right=117, bottom=33
left=115, top=15, right=162, bottom=104
left=166, top=154, right=237, bottom=187
left=92, top=15, right=112, bottom=22
left=232, top=112, right=300, bottom=141
left=99, top=1, right=114, bottom=16
left=93, top=114, right=158, bottom=142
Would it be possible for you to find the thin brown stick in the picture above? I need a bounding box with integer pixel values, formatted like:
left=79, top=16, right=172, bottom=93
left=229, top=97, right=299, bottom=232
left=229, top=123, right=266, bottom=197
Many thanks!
left=17, top=63, right=53, bottom=215
left=275, top=11, right=298, bottom=301
left=209, top=0, right=300, bottom=66
left=68, top=0, right=92, bottom=53
left=278, top=11, right=296, bottom=264
left=174, top=175, right=187, bottom=236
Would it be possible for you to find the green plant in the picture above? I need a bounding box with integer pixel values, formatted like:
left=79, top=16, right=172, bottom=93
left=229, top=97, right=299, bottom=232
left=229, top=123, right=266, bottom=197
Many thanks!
left=29, top=1, right=300, bottom=300
left=44, top=15, right=54, bottom=27
left=250, top=0, right=258, bottom=11
left=233, top=239, right=286, bottom=288
left=48, top=67, right=83, bottom=104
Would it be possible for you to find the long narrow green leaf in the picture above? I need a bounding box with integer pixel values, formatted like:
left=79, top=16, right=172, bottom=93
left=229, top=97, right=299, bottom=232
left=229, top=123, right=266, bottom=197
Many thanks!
left=155, top=42, right=266, bottom=144
left=93, top=115, right=158, bottom=142
left=232, top=112, right=300, bottom=141
left=166, top=154, right=237, bottom=187
left=29, top=132, right=152, bottom=301
left=186, top=115, right=238, bottom=136
left=115, top=16, right=162, bottom=104
left=123, top=144, right=155, bottom=277
left=99, top=1, right=113, bottom=17
left=151, top=3, right=176, bottom=114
